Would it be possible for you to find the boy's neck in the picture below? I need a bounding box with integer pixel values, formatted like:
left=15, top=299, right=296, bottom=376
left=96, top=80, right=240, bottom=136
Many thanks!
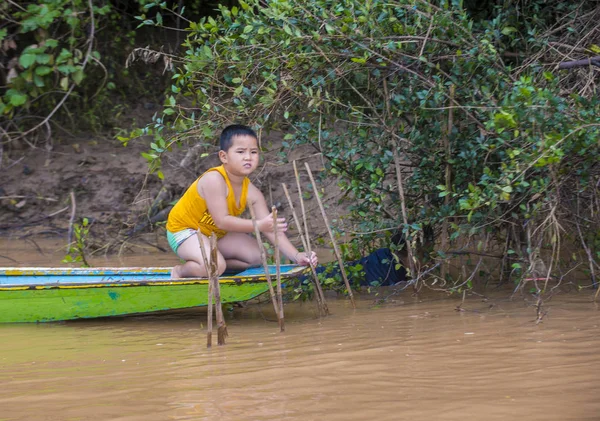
left=222, top=165, right=245, bottom=186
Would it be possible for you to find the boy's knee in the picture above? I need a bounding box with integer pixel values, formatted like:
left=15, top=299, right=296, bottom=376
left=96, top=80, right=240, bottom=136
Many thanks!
left=217, top=256, right=227, bottom=275
left=249, top=250, right=262, bottom=266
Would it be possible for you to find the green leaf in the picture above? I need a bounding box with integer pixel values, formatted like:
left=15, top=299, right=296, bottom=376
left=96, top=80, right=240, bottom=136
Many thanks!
left=35, top=54, right=51, bottom=64
left=35, top=66, right=53, bottom=76
left=8, top=91, right=27, bottom=106
left=60, top=76, right=69, bottom=90
left=588, top=44, right=600, bottom=54
left=501, top=26, right=518, bottom=36
left=34, top=74, right=45, bottom=87
left=71, top=69, right=84, bottom=85
left=19, top=54, right=36, bottom=69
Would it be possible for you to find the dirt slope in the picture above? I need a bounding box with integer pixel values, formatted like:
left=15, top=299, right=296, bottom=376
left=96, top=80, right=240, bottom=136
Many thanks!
left=0, top=130, right=345, bottom=256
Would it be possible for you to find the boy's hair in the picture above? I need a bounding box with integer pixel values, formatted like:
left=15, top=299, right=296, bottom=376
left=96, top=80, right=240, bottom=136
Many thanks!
left=220, top=124, right=257, bottom=151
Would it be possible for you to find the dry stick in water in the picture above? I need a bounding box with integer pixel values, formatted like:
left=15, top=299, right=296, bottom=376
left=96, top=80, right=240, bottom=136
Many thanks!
left=271, top=206, right=285, bottom=332
left=209, top=233, right=228, bottom=345
left=282, top=182, right=329, bottom=316
left=392, top=148, right=417, bottom=291
left=197, top=231, right=213, bottom=348
left=248, top=203, right=283, bottom=328
left=293, top=161, right=329, bottom=314
left=304, top=162, right=356, bottom=309
left=292, top=161, right=312, bottom=261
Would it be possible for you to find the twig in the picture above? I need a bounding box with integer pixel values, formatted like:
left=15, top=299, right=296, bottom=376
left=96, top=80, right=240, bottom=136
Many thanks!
left=268, top=175, right=273, bottom=207
left=304, top=162, right=356, bottom=308
left=210, top=233, right=228, bottom=345
left=392, top=148, right=417, bottom=291
left=293, top=161, right=330, bottom=312
left=197, top=231, right=213, bottom=348
left=534, top=297, right=547, bottom=324
left=455, top=289, right=467, bottom=312
left=292, top=161, right=312, bottom=255
left=0, top=195, right=58, bottom=202
left=67, top=191, right=76, bottom=246
left=419, top=14, right=435, bottom=58
left=272, top=206, right=285, bottom=332
left=0, top=255, right=18, bottom=263
left=249, top=202, right=283, bottom=327
left=47, top=206, right=69, bottom=218
left=282, top=183, right=329, bottom=316
left=440, top=84, right=454, bottom=280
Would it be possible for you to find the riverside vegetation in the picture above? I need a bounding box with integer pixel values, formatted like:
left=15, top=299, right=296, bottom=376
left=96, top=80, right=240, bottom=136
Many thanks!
left=2, top=0, right=599, bottom=303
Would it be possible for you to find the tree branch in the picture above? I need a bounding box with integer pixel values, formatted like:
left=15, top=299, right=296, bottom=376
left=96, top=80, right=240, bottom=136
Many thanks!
left=558, top=55, right=600, bottom=70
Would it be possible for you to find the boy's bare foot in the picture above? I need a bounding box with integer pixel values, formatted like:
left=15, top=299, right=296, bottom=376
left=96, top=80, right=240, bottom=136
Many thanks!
left=171, top=265, right=182, bottom=279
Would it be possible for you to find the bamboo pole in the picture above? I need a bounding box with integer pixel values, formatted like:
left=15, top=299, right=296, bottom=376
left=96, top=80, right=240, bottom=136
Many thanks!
left=392, top=148, right=417, bottom=291
left=440, top=85, right=455, bottom=280
left=271, top=206, right=285, bottom=332
left=197, top=231, right=213, bottom=348
left=209, top=233, right=228, bottom=345
left=282, top=182, right=329, bottom=316
left=293, top=161, right=312, bottom=262
left=304, top=162, right=356, bottom=308
left=248, top=202, right=284, bottom=328
left=293, top=161, right=330, bottom=313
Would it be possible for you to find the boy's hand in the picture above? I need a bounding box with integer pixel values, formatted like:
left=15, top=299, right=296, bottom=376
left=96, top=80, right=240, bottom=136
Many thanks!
left=295, top=251, right=318, bottom=266
left=258, top=212, right=288, bottom=233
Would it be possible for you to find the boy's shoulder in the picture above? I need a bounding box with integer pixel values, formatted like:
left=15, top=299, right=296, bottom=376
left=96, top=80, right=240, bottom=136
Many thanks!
left=199, top=169, right=225, bottom=182
left=197, top=169, right=227, bottom=191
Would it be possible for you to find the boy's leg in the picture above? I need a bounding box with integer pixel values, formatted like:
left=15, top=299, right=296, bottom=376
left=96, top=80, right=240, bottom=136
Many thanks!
left=172, top=232, right=226, bottom=278
left=218, top=232, right=262, bottom=271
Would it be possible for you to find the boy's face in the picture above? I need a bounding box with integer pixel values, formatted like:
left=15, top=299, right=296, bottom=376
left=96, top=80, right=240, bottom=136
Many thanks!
left=219, top=135, right=259, bottom=176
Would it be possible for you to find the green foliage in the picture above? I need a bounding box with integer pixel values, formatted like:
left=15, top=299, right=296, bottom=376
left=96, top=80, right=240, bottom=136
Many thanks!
left=0, top=0, right=170, bottom=143
left=63, top=217, right=91, bottom=267
left=130, top=0, right=599, bottom=290
left=2, top=1, right=103, bottom=117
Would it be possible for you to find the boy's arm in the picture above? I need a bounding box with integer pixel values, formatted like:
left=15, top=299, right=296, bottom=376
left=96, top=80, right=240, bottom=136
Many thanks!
left=200, top=174, right=285, bottom=234
left=249, top=184, right=318, bottom=266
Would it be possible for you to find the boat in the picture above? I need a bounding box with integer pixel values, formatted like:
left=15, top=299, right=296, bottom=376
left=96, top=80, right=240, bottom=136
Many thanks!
left=0, top=265, right=308, bottom=323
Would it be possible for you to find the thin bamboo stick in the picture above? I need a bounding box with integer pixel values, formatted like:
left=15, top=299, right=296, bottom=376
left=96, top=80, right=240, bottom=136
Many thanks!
left=304, top=162, right=356, bottom=308
left=197, top=230, right=213, bottom=348
left=248, top=202, right=284, bottom=328
left=392, top=149, right=417, bottom=291
left=293, top=161, right=312, bottom=261
left=209, top=233, right=228, bottom=345
left=282, top=182, right=329, bottom=316
left=293, top=161, right=330, bottom=313
left=271, top=206, right=285, bottom=332
left=440, top=85, right=455, bottom=280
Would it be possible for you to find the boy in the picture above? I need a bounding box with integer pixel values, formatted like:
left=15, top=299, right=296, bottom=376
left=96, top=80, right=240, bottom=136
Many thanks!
left=166, top=124, right=317, bottom=278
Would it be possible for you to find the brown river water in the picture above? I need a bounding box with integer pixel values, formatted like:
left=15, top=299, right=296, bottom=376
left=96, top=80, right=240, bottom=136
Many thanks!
left=1, top=238, right=600, bottom=421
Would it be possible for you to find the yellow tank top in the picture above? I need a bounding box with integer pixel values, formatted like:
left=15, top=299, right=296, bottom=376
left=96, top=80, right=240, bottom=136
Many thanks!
left=166, top=165, right=250, bottom=238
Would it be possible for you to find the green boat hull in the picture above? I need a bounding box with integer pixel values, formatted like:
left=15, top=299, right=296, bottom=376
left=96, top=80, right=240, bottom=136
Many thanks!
left=0, top=265, right=307, bottom=323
